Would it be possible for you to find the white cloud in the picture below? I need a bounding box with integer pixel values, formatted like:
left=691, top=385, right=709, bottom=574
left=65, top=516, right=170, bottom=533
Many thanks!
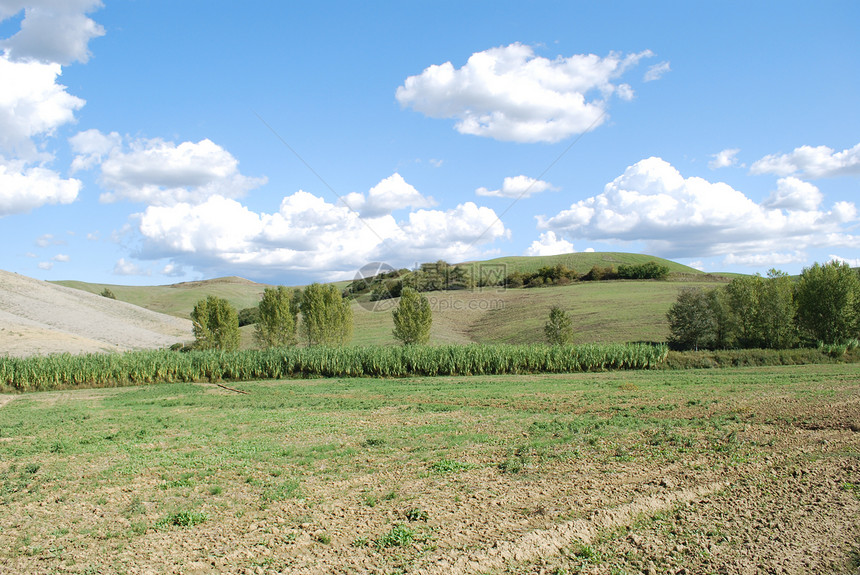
left=160, top=262, right=185, bottom=277
left=0, top=0, right=105, bottom=65
left=537, top=156, right=859, bottom=263
left=70, top=131, right=267, bottom=206
left=68, top=128, right=120, bottom=171
left=708, top=148, right=741, bottom=170
left=476, top=175, right=558, bottom=199
left=0, top=55, right=85, bottom=159
left=0, top=161, right=79, bottom=216
left=723, top=252, right=806, bottom=267
left=644, top=61, right=670, bottom=82
left=524, top=231, right=574, bottom=256
left=134, top=189, right=509, bottom=279
left=762, top=177, right=822, bottom=211
left=37, top=261, right=53, bottom=270
left=396, top=43, right=653, bottom=143
left=828, top=255, right=860, bottom=267
left=113, top=257, right=150, bottom=276
left=342, top=173, right=435, bottom=218
left=0, top=2, right=100, bottom=217
left=51, top=253, right=69, bottom=262
left=750, top=143, right=860, bottom=178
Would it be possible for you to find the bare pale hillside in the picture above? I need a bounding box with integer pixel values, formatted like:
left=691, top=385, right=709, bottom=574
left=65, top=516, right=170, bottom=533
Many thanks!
left=0, top=270, right=192, bottom=357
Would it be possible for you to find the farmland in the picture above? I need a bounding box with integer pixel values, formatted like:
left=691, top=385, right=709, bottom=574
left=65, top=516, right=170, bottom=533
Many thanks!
left=1, top=365, right=858, bottom=574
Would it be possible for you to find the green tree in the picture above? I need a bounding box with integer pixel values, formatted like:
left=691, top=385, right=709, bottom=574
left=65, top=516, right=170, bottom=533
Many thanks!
left=100, top=288, right=116, bottom=299
left=190, top=295, right=240, bottom=351
left=760, top=269, right=799, bottom=349
left=723, top=275, right=766, bottom=348
left=667, top=287, right=716, bottom=350
left=392, top=287, right=432, bottom=345
left=544, top=306, right=574, bottom=345
left=255, top=286, right=300, bottom=348
left=299, top=283, right=353, bottom=346
left=795, top=261, right=860, bottom=344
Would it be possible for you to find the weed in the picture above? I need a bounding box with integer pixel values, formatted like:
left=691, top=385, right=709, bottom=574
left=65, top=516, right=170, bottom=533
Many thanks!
left=404, top=507, right=429, bottom=522
left=208, top=485, right=223, bottom=496
left=351, top=536, right=369, bottom=548
left=157, top=510, right=208, bottom=529
left=262, top=479, right=301, bottom=502
left=429, top=459, right=472, bottom=473
left=315, top=532, right=331, bottom=544
left=376, top=524, right=415, bottom=549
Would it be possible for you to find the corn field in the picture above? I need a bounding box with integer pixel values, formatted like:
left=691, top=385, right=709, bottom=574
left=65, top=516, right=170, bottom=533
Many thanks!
left=0, top=343, right=669, bottom=392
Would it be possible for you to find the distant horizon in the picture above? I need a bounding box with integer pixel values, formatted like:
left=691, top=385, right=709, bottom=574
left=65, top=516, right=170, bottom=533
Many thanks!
left=1, top=2, right=858, bottom=286
left=40, top=250, right=828, bottom=288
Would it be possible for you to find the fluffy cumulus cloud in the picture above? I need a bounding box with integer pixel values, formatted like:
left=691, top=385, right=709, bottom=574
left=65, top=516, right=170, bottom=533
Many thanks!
left=762, top=177, right=823, bottom=211
left=0, top=162, right=79, bottom=216
left=396, top=43, right=654, bottom=143
left=70, top=130, right=267, bottom=205
left=341, top=173, right=435, bottom=218
left=476, top=175, right=558, bottom=199
left=750, top=143, right=860, bottom=178
left=0, top=56, right=85, bottom=159
left=524, top=231, right=574, bottom=256
left=0, top=1, right=103, bottom=216
left=0, top=0, right=105, bottom=65
left=708, top=148, right=741, bottom=170
left=536, top=157, right=859, bottom=265
left=134, top=176, right=509, bottom=279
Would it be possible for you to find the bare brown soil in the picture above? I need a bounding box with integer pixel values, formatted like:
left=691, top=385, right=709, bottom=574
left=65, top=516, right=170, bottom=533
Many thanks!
left=1, top=378, right=858, bottom=574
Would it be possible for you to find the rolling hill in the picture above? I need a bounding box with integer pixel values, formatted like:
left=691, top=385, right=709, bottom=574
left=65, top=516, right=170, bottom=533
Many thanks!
left=45, top=252, right=730, bottom=351
left=0, top=269, right=192, bottom=357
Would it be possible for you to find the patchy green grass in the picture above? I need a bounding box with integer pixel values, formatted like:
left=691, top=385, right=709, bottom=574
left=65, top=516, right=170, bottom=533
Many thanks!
left=0, top=364, right=857, bottom=573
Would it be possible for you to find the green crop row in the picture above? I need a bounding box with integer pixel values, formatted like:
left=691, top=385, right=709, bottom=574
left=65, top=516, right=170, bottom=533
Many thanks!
left=0, top=343, right=668, bottom=392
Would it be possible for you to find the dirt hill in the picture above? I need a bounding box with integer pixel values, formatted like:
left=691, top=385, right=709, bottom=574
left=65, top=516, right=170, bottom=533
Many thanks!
left=0, top=270, right=192, bottom=357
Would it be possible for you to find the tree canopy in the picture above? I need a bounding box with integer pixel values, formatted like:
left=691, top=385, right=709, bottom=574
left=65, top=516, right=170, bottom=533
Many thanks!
left=255, top=286, right=300, bottom=348
left=299, top=283, right=353, bottom=346
left=190, top=295, right=240, bottom=351
left=392, top=287, right=432, bottom=345
left=544, top=305, right=574, bottom=345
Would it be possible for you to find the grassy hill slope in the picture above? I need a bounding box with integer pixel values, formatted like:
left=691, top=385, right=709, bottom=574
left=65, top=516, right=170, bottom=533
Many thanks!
left=467, top=252, right=701, bottom=277
left=54, top=253, right=731, bottom=348
left=54, top=277, right=271, bottom=319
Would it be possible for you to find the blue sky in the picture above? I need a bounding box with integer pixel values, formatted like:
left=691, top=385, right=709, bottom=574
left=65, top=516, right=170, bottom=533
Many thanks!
left=1, top=1, right=858, bottom=285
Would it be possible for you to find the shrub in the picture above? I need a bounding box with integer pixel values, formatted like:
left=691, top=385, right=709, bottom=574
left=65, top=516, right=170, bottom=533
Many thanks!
left=545, top=306, right=574, bottom=345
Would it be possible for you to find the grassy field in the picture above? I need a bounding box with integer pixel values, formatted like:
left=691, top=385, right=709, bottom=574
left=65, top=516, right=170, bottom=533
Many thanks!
left=1, top=365, right=858, bottom=574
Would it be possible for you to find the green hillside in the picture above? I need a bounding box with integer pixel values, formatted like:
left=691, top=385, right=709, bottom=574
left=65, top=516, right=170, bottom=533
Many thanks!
left=464, top=252, right=702, bottom=277
left=54, top=276, right=271, bottom=319
left=54, top=253, right=733, bottom=347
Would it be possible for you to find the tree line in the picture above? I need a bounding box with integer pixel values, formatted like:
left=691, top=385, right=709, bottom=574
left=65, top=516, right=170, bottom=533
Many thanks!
left=344, top=260, right=671, bottom=299
left=189, top=283, right=431, bottom=351
left=667, top=261, right=860, bottom=350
